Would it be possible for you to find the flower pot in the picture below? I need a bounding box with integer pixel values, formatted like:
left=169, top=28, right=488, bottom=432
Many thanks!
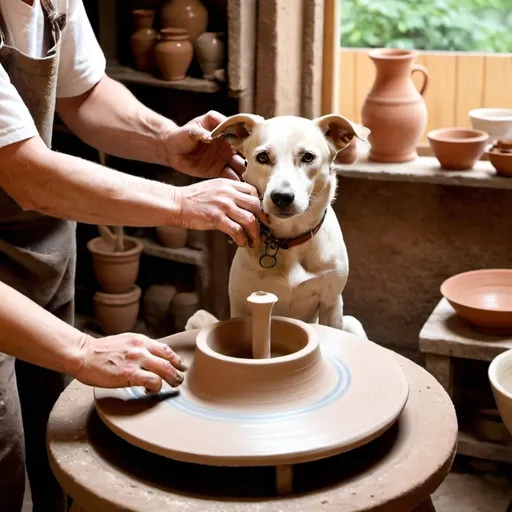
left=156, top=226, right=188, bottom=248
left=87, top=236, right=143, bottom=294
left=130, top=9, right=158, bottom=72
left=93, top=285, right=141, bottom=335
left=160, top=0, right=208, bottom=43
left=362, top=49, right=428, bottom=163
left=155, top=28, right=194, bottom=81
left=194, top=32, right=224, bottom=79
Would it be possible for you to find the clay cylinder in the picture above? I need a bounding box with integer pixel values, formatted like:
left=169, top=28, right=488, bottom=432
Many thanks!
left=160, top=0, right=208, bottom=43
left=362, top=49, right=428, bottom=163
left=247, top=291, right=278, bottom=359
left=130, top=9, right=157, bottom=72
left=87, top=236, right=143, bottom=294
left=170, top=292, right=200, bottom=333
left=94, top=285, right=141, bottom=335
left=155, top=28, right=193, bottom=81
left=194, top=32, right=225, bottom=79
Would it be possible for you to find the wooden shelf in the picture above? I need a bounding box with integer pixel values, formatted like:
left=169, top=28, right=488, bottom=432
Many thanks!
left=137, top=236, right=207, bottom=267
left=106, top=63, right=220, bottom=93
left=458, top=429, right=512, bottom=464
left=335, top=153, right=512, bottom=191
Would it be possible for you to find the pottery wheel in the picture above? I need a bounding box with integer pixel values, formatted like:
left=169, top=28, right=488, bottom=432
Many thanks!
left=94, top=322, right=409, bottom=468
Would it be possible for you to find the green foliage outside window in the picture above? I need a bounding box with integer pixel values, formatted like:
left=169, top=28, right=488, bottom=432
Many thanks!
left=340, top=0, right=512, bottom=53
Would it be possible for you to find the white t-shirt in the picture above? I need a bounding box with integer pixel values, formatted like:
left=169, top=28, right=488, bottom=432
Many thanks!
left=0, top=0, right=106, bottom=148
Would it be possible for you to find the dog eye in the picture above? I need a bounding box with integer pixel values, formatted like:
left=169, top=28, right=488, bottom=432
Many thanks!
left=256, top=152, right=271, bottom=165
left=301, top=152, right=316, bottom=164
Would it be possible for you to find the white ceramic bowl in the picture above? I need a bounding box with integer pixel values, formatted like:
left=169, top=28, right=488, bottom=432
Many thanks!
left=469, top=108, right=512, bottom=143
left=489, top=349, right=512, bottom=436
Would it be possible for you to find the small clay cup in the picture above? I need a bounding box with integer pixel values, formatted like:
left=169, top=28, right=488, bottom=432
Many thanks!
left=87, top=236, right=143, bottom=294
left=428, top=128, right=489, bottom=170
left=487, top=139, right=512, bottom=177
left=335, top=138, right=358, bottom=165
left=156, top=226, right=188, bottom=248
left=489, top=350, right=512, bottom=438
left=93, top=285, right=141, bottom=335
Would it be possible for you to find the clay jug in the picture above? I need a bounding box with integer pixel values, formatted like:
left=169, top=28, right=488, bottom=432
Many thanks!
left=130, top=9, right=158, bottom=72
left=155, top=28, right=193, bottom=81
left=194, top=32, right=224, bottom=79
left=362, top=49, right=428, bottom=163
left=160, top=0, right=208, bottom=43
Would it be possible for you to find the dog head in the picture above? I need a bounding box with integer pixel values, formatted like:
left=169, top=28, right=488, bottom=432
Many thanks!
left=211, top=114, right=369, bottom=219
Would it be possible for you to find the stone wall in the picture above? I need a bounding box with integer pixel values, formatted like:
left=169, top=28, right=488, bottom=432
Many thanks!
left=334, top=177, right=512, bottom=361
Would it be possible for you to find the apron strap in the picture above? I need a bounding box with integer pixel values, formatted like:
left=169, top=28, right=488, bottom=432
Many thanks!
left=40, top=0, right=67, bottom=32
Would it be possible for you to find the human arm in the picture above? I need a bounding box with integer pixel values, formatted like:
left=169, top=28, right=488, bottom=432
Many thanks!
left=0, top=281, right=187, bottom=391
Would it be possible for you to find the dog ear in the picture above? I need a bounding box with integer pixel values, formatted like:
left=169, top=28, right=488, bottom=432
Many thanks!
left=210, top=113, right=264, bottom=154
left=314, top=114, right=370, bottom=158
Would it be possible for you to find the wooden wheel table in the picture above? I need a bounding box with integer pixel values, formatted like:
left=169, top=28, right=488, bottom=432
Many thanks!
left=47, top=330, right=458, bottom=512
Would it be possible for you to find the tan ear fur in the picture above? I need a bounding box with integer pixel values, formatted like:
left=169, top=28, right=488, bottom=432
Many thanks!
left=210, top=113, right=264, bottom=153
left=314, top=114, right=370, bottom=157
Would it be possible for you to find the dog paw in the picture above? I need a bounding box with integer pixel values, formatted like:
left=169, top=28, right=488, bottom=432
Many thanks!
left=185, top=310, right=219, bottom=331
left=342, top=315, right=368, bottom=339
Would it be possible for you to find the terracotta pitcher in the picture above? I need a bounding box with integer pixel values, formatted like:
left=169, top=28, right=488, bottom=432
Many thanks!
left=155, top=28, right=193, bottom=81
left=130, top=9, right=157, bottom=72
left=362, top=49, right=428, bottom=163
left=161, top=0, right=208, bottom=43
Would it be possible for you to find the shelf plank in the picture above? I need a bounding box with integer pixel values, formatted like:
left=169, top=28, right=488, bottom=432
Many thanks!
left=335, top=152, right=512, bottom=191
left=106, top=63, right=220, bottom=93
left=138, top=237, right=206, bottom=267
left=458, top=429, right=512, bottom=464
left=419, top=298, right=512, bottom=361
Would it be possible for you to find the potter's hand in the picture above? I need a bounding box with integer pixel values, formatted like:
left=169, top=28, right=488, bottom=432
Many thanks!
left=73, top=333, right=188, bottom=392
left=176, top=178, right=268, bottom=247
left=163, top=110, right=246, bottom=181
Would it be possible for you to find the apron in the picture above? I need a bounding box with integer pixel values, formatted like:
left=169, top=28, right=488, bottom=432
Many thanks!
left=0, top=2, right=74, bottom=510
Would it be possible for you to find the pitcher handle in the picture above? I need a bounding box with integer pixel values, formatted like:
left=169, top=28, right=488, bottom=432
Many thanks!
left=411, top=64, right=428, bottom=96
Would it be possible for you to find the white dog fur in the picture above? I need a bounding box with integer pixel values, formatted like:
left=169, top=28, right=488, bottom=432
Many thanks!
left=185, top=113, right=370, bottom=338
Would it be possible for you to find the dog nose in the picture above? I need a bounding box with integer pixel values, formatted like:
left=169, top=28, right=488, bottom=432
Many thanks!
left=270, top=190, right=295, bottom=208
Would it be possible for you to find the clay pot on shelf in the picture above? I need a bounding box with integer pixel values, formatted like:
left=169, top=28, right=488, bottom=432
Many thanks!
left=93, top=285, right=141, bottom=335
left=170, top=292, right=199, bottom=332
left=142, top=284, right=177, bottom=336
left=87, top=236, right=143, bottom=294
left=427, top=128, right=489, bottom=170
left=362, top=49, right=428, bottom=163
left=335, top=138, right=358, bottom=165
left=156, top=226, right=188, bottom=248
left=487, top=139, right=512, bottom=177
left=194, top=32, right=225, bottom=79
left=469, top=108, right=512, bottom=145
left=130, top=9, right=158, bottom=72
left=160, top=0, right=208, bottom=43
left=187, top=229, right=207, bottom=250
left=155, top=28, right=193, bottom=81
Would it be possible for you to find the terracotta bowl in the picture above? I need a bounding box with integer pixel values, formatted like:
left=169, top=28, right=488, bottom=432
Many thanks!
left=428, top=128, right=489, bottom=170
left=441, top=269, right=512, bottom=335
left=487, top=140, right=512, bottom=177
left=469, top=108, right=512, bottom=143
left=489, top=350, right=512, bottom=437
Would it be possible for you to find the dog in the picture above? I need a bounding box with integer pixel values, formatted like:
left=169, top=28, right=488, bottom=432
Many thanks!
left=186, top=113, right=370, bottom=338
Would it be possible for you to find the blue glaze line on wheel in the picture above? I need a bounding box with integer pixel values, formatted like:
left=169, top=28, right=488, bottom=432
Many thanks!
left=127, top=357, right=350, bottom=423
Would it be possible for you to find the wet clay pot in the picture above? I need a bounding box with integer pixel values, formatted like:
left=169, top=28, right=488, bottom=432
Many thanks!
left=194, top=32, right=225, bottom=79
left=487, top=139, right=512, bottom=177
left=155, top=28, right=193, bottom=81
left=362, top=49, right=428, bottom=163
left=130, top=9, right=157, bottom=72
left=87, top=236, right=143, bottom=294
left=160, top=0, right=208, bottom=43
left=93, top=285, right=141, bottom=335
left=428, top=128, right=489, bottom=170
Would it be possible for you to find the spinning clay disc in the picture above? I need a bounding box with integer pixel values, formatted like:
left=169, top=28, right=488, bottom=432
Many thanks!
left=94, top=321, right=409, bottom=467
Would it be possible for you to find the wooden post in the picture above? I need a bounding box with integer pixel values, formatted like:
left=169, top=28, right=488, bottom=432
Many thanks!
left=321, top=0, right=340, bottom=114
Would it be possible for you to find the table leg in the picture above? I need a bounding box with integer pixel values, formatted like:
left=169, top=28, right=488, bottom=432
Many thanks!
left=411, top=496, right=436, bottom=511
left=425, top=354, right=454, bottom=398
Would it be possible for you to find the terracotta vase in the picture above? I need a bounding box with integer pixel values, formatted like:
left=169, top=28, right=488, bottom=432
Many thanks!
left=87, top=236, right=143, bottom=294
left=130, top=9, right=158, bottom=72
left=194, top=32, right=224, bottom=79
left=155, top=28, right=193, bottom=81
left=93, top=285, right=141, bottom=335
left=160, top=0, right=208, bottom=43
left=362, top=49, right=429, bottom=163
